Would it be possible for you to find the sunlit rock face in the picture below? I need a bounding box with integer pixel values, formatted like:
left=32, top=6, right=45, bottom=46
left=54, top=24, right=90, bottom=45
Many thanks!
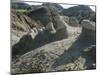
left=80, top=20, right=96, bottom=44
left=81, top=20, right=95, bottom=31
left=51, top=15, right=68, bottom=41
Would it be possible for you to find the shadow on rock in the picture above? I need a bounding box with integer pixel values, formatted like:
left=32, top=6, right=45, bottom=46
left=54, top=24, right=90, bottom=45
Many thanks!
left=12, top=29, right=68, bottom=57
left=52, top=20, right=96, bottom=70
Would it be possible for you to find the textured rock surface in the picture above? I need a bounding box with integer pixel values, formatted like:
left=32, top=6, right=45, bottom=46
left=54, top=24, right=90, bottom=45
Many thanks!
left=11, top=11, right=39, bottom=46
left=12, top=7, right=69, bottom=57
left=12, top=19, right=96, bottom=74
left=81, top=20, right=95, bottom=31
left=11, top=3, right=96, bottom=74
left=12, top=24, right=82, bottom=74
left=69, top=17, right=80, bottom=26
left=80, top=20, right=96, bottom=43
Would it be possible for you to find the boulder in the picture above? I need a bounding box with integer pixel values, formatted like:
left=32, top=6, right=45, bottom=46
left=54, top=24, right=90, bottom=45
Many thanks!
left=81, top=20, right=95, bottom=31
left=28, top=6, right=50, bottom=26
left=52, top=15, right=68, bottom=40
left=80, top=20, right=96, bottom=43
left=46, top=22, right=56, bottom=34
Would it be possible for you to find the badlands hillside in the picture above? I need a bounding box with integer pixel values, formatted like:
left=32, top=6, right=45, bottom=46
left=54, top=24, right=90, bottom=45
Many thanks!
left=11, top=2, right=96, bottom=74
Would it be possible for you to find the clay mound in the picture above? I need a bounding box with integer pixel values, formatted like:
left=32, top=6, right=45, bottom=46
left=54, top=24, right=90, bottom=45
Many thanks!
left=28, top=6, right=50, bottom=26
left=79, top=20, right=96, bottom=43
left=12, top=7, right=69, bottom=57
left=81, top=20, right=95, bottom=31
left=12, top=15, right=68, bottom=57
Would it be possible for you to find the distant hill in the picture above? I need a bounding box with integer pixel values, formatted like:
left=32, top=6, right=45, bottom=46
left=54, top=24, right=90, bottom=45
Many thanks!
left=12, top=2, right=30, bottom=9
left=61, top=5, right=95, bottom=22
left=62, top=5, right=93, bottom=16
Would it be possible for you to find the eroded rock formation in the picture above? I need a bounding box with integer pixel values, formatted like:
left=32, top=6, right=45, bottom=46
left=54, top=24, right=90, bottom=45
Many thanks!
left=80, top=20, right=96, bottom=43
left=11, top=3, right=96, bottom=74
